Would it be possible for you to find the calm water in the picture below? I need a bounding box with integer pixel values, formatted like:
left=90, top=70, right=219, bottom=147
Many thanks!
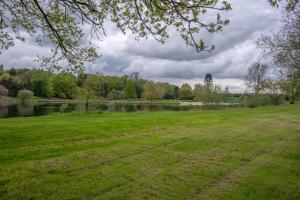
left=0, top=102, right=242, bottom=118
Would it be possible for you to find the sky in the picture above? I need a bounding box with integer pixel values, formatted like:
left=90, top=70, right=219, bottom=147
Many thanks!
left=0, top=0, right=281, bottom=92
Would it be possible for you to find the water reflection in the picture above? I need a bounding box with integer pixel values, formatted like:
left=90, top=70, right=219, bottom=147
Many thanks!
left=0, top=102, right=243, bottom=118
left=17, top=103, right=34, bottom=117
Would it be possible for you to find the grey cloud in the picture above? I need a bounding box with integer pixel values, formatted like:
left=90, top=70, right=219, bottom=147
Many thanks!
left=0, top=0, right=282, bottom=92
left=0, top=40, right=42, bottom=68
left=120, top=39, right=260, bottom=80
left=121, top=0, right=280, bottom=62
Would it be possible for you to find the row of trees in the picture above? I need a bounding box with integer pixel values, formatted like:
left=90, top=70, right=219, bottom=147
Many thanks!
left=0, top=66, right=236, bottom=103
left=0, top=66, right=78, bottom=99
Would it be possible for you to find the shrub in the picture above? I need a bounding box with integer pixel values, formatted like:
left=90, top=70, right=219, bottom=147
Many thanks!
left=0, top=85, right=8, bottom=96
left=268, top=94, right=284, bottom=105
left=17, top=90, right=33, bottom=102
left=245, top=94, right=273, bottom=108
left=0, top=77, right=23, bottom=97
left=107, top=90, right=124, bottom=100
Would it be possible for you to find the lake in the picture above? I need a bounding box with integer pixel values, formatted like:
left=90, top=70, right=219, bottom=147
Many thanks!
left=0, top=102, right=243, bottom=118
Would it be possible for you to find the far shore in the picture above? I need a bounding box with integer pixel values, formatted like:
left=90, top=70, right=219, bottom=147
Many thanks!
left=0, top=96, right=244, bottom=107
left=0, top=96, right=183, bottom=105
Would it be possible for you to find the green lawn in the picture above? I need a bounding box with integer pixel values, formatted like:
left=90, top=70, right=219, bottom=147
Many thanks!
left=0, top=105, right=300, bottom=200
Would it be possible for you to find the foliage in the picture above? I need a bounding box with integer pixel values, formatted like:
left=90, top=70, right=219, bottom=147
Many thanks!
left=174, top=86, right=180, bottom=100
left=212, top=85, right=224, bottom=103
left=179, top=83, right=193, bottom=100
left=194, top=83, right=208, bottom=102
left=83, top=75, right=102, bottom=104
left=194, top=83, right=223, bottom=103
left=106, top=90, right=124, bottom=100
left=163, top=84, right=179, bottom=100
left=245, top=94, right=276, bottom=108
left=0, top=85, right=8, bottom=96
left=0, top=0, right=235, bottom=70
left=0, top=69, right=9, bottom=79
left=257, top=5, right=300, bottom=103
left=143, top=81, right=164, bottom=100
left=268, top=0, right=300, bottom=10
left=262, top=80, right=284, bottom=105
left=76, top=72, right=87, bottom=87
left=0, top=68, right=184, bottom=101
left=0, top=67, right=293, bottom=106
left=223, top=93, right=243, bottom=103
left=130, top=72, right=144, bottom=98
left=124, top=79, right=137, bottom=99
left=0, top=76, right=23, bottom=97
left=279, top=69, right=300, bottom=103
left=8, top=68, right=17, bottom=75
left=194, top=74, right=224, bottom=103
left=17, top=89, right=33, bottom=102
left=31, top=73, right=53, bottom=98
left=52, top=72, right=78, bottom=99
left=257, top=5, right=300, bottom=69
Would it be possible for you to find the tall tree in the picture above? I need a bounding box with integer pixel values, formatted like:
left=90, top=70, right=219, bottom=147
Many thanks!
left=130, top=72, right=144, bottom=98
left=83, top=75, right=101, bottom=106
left=31, top=72, right=53, bottom=97
left=124, top=79, right=137, bottom=99
left=52, top=72, right=77, bottom=99
left=174, top=86, right=180, bottom=99
left=179, top=83, right=193, bottom=100
left=257, top=4, right=300, bottom=102
left=204, top=73, right=213, bottom=89
left=246, top=62, right=268, bottom=94
left=143, top=81, right=164, bottom=100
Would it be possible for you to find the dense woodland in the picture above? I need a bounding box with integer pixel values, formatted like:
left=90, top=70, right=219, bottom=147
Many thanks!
left=0, top=66, right=244, bottom=103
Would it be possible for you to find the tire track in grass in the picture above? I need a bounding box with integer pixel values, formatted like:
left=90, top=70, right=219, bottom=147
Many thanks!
left=79, top=126, right=258, bottom=200
left=3, top=108, right=299, bottom=200
left=191, top=133, right=299, bottom=200
left=95, top=122, right=297, bottom=200
left=66, top=129, right=239, bottom=200
left=1, top=126, right=230, bottom=200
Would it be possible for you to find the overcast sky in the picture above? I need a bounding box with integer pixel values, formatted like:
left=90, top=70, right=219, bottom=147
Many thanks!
left=0, top=0, right=281, bottom=92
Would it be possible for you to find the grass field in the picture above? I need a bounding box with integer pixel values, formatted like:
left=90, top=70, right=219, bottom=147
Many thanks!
left=0, top=105, right=300, bottom=199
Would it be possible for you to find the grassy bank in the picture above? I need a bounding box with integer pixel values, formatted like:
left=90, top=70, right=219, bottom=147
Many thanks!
left=0, top=105, right=300, bottom=199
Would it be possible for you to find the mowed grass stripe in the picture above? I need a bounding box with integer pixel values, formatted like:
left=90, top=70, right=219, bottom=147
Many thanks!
left=194, top=133, right=300, bottom=200
left=0, top=105, right=299, bottom=199
left=1, top=124, right=243, bottom=199
left=96, top=117, right=298, bottom=200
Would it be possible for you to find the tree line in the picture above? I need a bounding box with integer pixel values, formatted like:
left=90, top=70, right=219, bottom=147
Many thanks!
left=0, top=66, right=240, bottom=104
